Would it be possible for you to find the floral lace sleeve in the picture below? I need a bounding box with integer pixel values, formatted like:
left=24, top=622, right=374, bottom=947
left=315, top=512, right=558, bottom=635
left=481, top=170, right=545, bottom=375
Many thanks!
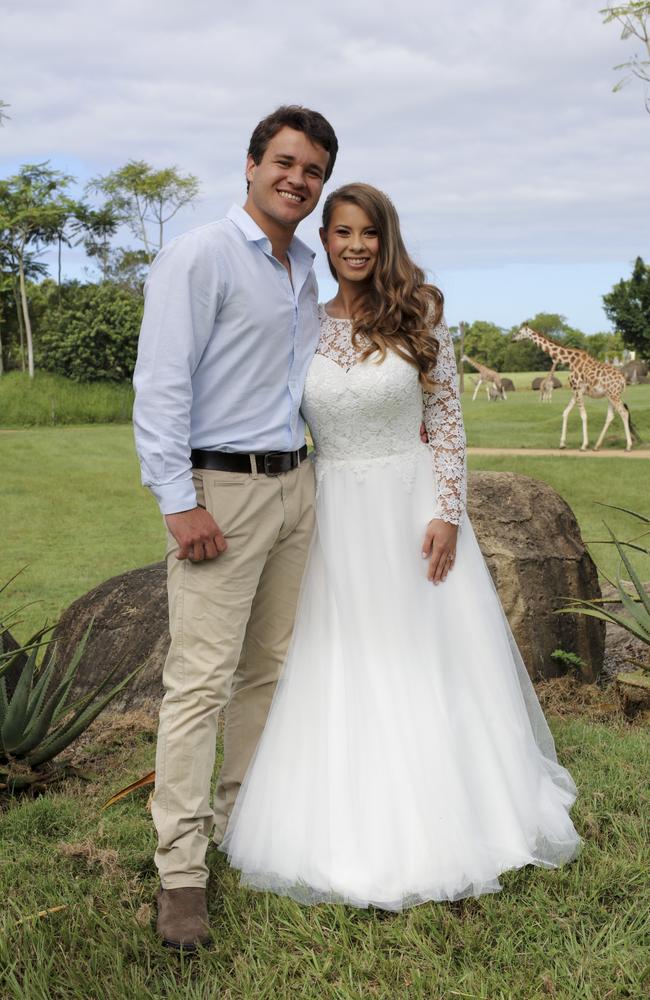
left=422, top=318, right=467, bottom=524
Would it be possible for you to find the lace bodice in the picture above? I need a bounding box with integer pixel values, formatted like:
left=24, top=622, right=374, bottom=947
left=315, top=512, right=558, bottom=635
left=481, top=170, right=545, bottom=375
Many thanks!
left=301, top=305, right=467, bottom=524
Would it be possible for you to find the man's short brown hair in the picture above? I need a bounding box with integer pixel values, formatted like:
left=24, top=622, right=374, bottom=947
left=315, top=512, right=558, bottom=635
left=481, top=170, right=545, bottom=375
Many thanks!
left=247, top=106, right=338, bottom=182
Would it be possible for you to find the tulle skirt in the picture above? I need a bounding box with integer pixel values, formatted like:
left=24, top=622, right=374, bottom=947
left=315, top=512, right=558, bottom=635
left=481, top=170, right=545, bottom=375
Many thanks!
left=220, top=448, right=581, bottom=910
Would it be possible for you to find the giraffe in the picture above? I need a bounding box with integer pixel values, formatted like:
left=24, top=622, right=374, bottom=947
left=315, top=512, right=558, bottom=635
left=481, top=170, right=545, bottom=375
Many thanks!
left=540, top=360, right=559, bottom=403
left=514, top=326, right=633, bottom=451
left=461, top=355, right=507, bottom=401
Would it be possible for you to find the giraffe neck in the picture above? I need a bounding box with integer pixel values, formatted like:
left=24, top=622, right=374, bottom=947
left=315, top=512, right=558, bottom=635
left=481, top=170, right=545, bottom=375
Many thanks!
left=466, top=356, right=497, bottom=377
left=525, top=331, right=574, bottom=364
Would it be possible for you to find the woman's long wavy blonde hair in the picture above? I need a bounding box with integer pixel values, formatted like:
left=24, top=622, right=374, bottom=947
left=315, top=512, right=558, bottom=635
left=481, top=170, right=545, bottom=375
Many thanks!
left=321, top=183, right=443, bottom=389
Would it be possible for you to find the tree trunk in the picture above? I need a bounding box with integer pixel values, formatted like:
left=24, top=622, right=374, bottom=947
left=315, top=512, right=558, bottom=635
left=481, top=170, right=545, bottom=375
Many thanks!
left=134, top=193, right=152, bottom=261
left=13, top=278, right=25, bottom=372
left=18, top=257, right=35, bottom=379
left=0, top=321, right=4, bottom=375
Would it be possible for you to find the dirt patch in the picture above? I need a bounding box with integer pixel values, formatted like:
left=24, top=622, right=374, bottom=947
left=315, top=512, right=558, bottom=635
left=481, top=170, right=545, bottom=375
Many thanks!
left=64, top=709, right=157, bottom=774
left=468, top=447, right=650, bottom=459
left=535, top=675, right=627, bottom=724
left=56, top=839, right=121, bottom=876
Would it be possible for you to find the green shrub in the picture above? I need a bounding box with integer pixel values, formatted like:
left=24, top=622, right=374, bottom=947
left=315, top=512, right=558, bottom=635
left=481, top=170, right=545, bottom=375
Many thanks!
left=37, top=282, right=143, bottom=383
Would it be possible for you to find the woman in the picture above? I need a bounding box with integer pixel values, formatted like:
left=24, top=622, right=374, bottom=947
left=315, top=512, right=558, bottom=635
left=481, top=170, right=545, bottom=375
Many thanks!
left=220, top=183, right=581, bottom=910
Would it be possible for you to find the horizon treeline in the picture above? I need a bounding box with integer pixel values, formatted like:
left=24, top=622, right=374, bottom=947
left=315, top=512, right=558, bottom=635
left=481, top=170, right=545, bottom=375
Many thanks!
left=1, top=160, right=648, bottom=382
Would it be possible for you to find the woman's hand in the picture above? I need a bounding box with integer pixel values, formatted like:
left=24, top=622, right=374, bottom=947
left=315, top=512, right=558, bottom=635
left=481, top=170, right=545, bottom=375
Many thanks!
left=421, top=519, right=458, bottom=584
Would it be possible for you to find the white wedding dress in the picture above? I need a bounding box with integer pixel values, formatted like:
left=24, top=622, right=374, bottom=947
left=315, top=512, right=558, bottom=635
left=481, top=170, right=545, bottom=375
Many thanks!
left=220, top=306, right=581, bottom=910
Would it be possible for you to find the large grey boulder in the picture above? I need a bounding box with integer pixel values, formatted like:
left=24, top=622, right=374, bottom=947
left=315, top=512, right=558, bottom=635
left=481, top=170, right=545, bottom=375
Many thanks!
left=52, top=471, right=605, bottom=715
left=466, top=471, right=603, bottom=683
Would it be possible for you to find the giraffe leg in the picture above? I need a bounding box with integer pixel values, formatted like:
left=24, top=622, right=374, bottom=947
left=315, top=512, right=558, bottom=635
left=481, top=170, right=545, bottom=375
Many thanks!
left=472, top=378, right=481, bottom=401
left=613, top=400, right=632, bottom=451
left=578, top=395, right=588, bottom=450
left=594, top=403, right=614, bottom=451
left=560, top=395, right=576, bottom=448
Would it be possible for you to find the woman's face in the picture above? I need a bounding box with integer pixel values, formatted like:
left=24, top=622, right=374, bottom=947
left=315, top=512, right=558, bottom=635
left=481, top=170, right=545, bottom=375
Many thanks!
left=320, top=202, right=379, bottom=285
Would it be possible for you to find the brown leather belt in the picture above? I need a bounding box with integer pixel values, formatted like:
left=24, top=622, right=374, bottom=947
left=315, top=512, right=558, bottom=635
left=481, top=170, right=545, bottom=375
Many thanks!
left=191, top=445, right=308, bottom=476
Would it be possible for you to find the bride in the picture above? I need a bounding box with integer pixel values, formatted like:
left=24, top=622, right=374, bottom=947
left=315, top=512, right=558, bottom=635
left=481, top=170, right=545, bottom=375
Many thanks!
left=220, top=183, right=581, bottom=909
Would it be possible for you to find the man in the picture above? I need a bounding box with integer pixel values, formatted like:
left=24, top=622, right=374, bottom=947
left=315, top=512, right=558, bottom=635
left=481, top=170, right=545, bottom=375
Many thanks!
left=133, top=106, right=338, bottom=950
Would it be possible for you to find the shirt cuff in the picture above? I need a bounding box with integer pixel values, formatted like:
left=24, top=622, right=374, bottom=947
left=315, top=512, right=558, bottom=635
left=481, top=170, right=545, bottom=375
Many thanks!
left=150, top=479, right=198, bottom=516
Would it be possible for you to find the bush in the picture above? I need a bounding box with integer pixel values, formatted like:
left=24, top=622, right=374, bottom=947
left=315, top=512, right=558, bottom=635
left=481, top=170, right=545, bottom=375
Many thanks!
left=37, top=282, right=143, bottom=382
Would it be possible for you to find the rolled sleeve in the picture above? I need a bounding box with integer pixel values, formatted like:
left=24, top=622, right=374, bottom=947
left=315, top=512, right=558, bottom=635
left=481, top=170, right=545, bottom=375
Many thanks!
left=133, top=232, right=225, bottom=515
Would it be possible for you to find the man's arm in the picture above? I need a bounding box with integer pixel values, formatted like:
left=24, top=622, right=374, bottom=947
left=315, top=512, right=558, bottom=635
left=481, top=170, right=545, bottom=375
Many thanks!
left=133, top=232, right=228, bottom=560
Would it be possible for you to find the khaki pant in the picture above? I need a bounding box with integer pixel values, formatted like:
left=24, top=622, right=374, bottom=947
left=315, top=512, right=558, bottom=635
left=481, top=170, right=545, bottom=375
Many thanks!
left=152, top=459, right=315, bottom=888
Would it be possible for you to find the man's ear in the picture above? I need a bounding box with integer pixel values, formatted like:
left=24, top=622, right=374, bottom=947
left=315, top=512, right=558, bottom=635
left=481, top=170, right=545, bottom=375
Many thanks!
left=319, top=227, right=328, bottom=251
left=245, top=154, right=256, bottom=186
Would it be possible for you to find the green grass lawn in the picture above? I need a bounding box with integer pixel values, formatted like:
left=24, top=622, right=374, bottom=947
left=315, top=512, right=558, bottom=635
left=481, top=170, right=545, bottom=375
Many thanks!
left=467, top=454, right=649, bottom=583
left=1, top=426, right=164, bottom=639
left=2, top=424, right=648, bottom=640
left=460, top=383, right=650, bottom=450
left=1, top=710, right=647, bottom=999
left=2, top=403, right=649, bottom=999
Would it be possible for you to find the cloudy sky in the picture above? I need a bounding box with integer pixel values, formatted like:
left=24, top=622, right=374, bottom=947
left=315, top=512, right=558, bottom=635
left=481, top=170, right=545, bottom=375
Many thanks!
left=1, top=0, right=648, bottom=332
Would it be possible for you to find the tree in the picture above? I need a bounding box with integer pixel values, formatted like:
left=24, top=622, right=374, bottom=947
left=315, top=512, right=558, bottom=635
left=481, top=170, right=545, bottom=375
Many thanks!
left=460, top=321, right=507, bottom=370
left=0, top=164, right=79, bottom=377
left=601, top=3, right=650, bottom=112
left=0, top=100, right=9, bottom=127
left=602, top=256, right=650, bottom=358
left=0, top=247, right=46, bottom=373
left=585, top=330, right=625, bottom=361
left=88, top=161, right=199, bottom=262
left=77, top=203, right=121, bottom=280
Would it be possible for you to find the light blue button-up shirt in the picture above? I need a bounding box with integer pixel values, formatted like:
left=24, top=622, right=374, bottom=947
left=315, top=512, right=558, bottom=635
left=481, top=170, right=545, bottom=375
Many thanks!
left=133, top=204, right=320, bottom=514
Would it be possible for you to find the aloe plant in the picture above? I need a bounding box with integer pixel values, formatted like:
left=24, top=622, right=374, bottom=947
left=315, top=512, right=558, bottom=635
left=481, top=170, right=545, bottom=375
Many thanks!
left=557, top=505, right=650, bottom=670
left=0, top=617, right=144, bottom=791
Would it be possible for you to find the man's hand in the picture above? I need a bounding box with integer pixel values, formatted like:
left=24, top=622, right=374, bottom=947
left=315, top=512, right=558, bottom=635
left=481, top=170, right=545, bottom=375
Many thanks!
left=165, top=507, right=228, bottom=561
left=421, top=518, right=458, bottom=584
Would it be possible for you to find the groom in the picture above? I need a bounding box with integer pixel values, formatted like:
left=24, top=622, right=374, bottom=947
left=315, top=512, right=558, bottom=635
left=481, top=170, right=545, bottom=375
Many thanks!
left=133, top=106, right=339, bottom=950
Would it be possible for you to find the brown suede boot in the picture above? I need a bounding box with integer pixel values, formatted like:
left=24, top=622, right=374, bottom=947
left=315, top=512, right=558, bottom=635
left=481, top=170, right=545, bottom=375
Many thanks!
left=156, top=887, right=211, bottom=951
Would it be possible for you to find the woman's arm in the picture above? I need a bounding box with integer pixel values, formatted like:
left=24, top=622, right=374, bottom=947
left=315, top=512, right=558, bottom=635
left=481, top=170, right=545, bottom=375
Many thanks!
left=422, top=317, right=467, bottom=526
left=420, top=317, right=466, bottom=583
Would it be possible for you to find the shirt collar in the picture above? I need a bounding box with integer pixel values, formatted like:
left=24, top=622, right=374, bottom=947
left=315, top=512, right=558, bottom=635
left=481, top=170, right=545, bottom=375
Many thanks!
left=227, top=204, right=315, bottom=266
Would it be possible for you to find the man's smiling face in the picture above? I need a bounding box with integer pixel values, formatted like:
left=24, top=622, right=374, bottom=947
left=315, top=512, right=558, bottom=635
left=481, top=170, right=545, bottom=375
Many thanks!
left=244, top=126, right=330, bottom=236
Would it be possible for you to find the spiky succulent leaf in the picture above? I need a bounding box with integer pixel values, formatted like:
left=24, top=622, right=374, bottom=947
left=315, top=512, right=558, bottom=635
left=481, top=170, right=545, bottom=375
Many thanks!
left=26, top=661, right=145, bottom=767
left=596, top=503, right=650, bottom=524
left=0, top=678, right=8, bottom=730
left=48, top=621, right=94, bottom=724
left=616, top=577, right=650, bottom=636
left=1, top=646, right=37, bottom=753
left=607, top=524, right=650, bottom=618
left=26, top=657, right=56, bottom=718
left=557, top=601, right=650, bottom=643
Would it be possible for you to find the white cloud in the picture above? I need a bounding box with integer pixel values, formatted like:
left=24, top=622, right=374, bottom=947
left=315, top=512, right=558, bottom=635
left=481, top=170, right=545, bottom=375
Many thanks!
left=1, top=0, right=647, bottom=330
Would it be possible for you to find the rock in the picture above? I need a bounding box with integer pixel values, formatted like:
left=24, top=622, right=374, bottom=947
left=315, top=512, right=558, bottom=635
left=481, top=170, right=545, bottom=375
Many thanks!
left=466, top=472, right=604, bottom=683
left=52, top=471, right=605, bottom=715
left=52, top=563, right=169, bottom=716
left=532, top=375, right=562, bottom=390
left=615, top=670, right=650, bottom=718
left=622, top=359, right=648, bottom=384
left=0, top=628, right=28, bottom=698
left=500, top=378, right=516, bottom=393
